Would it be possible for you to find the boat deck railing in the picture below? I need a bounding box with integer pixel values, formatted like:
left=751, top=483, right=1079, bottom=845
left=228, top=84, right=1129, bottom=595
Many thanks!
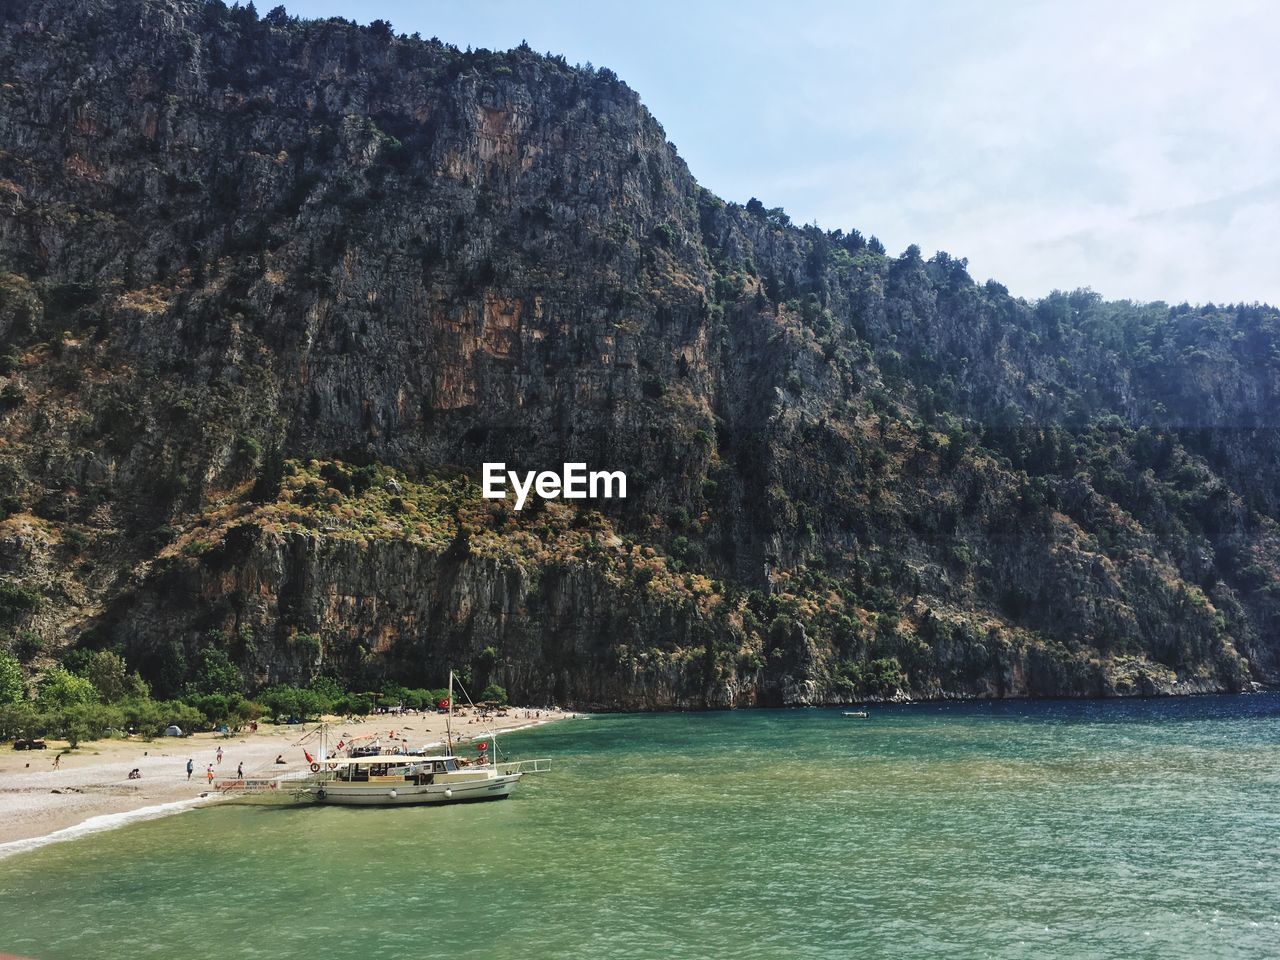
left=496, top=758, right=552, bottom=775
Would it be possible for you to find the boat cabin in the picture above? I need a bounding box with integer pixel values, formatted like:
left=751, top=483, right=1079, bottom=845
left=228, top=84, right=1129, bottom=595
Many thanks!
left=329, top=755, right=466, bottom=785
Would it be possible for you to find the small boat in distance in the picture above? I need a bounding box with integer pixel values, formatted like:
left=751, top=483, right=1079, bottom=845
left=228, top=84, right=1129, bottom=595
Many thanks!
left=842, top=710, right=870, bottom=718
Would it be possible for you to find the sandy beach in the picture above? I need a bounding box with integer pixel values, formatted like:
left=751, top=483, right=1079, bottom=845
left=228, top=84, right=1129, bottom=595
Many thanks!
left=0, top=706, right=574, bottom=852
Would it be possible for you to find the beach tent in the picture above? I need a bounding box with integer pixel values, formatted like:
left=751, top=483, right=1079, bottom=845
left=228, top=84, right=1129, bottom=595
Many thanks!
left=164, top=725, right=184, bottom=737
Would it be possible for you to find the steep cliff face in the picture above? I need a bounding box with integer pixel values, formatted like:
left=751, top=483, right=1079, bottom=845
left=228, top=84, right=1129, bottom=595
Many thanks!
left=0, top=0, right=1277, bottom=707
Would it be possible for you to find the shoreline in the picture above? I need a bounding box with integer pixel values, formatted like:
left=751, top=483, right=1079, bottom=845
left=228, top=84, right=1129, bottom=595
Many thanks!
left=0, top=708, right=577, bottom=858
left=0, top=794, right=222, bottom=861
left=11, top=689, right=1262, bottom=857
left=578, top=685, right=1276, bottom=713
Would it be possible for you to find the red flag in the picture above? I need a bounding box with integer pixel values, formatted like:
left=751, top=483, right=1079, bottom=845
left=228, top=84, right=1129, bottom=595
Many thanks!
left=303, top=749, right=314, bottom=764
left=336, top=740, right=345, bottom=751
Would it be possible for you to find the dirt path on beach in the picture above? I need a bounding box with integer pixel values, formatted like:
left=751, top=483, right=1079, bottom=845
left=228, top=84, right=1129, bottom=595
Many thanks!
left=0, top=707, right=573, bottom=848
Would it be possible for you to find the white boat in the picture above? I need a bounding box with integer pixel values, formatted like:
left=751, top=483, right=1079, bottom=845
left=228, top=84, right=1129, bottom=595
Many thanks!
left=842, top=710, right=870, bottom=718
left=308, top=754, right=524, bottom=806
left=302, top=670, right=550, bottom=807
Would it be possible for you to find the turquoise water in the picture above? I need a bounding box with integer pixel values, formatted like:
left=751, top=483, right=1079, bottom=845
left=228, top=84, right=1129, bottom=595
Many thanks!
left=1, top=695, right=1278, bottom=959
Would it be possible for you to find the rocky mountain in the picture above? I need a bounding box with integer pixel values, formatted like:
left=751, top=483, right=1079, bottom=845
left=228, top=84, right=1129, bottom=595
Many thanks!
left=1, top=0, right=1278, bottom=709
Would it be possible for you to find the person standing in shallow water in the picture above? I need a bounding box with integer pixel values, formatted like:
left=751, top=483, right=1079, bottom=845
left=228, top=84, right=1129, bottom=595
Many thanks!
left=186, top=758, right=193, bottom=781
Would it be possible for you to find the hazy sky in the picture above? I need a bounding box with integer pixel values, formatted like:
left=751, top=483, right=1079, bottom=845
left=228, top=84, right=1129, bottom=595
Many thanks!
left=280, top=0, right=1280, bottom=306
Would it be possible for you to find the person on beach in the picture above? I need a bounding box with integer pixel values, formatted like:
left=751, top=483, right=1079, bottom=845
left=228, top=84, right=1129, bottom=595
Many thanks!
left=216, top=746, right=223, bottom=764
left=206, top=763, right=214, bottom=784
left=237, top=761, right=244, bottom=779
left=52, top=753, right=61, bottom=769
left=186, top=758, right=194, bottom=781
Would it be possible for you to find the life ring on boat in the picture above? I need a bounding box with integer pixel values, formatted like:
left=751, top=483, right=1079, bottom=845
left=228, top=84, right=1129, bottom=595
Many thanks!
left=477, top=742, right=488, bottom=752
left=327, top=762, right=338, bottom=770
left=309, top=762, right=321, bottom=773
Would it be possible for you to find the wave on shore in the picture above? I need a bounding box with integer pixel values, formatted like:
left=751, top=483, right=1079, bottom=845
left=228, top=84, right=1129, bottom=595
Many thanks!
left=0, top=795, right=220, bottom=862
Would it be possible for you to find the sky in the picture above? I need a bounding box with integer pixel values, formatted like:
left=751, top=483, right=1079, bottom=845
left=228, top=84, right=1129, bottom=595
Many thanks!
left=280, top=0, right=1280, bottom=306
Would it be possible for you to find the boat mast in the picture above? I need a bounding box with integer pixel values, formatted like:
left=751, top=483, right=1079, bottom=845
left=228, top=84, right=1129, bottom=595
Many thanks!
left=445, top=669, right=454, bottom=757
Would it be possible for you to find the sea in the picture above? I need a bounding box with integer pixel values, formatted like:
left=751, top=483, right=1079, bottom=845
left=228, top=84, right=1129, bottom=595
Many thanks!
left=1, top=694, right=1277, bottom=959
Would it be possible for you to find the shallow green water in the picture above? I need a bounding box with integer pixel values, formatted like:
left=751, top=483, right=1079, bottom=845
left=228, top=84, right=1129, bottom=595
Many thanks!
left=1, top=696, right=1278, bottom=959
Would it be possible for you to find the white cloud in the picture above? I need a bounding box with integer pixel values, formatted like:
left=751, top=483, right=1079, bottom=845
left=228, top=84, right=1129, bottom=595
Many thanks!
left=746, top=0, right=1280, bottom=303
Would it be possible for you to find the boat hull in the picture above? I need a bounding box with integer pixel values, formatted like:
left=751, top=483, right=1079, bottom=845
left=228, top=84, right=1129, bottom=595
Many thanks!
left=310, top=772, right=521, bottom=806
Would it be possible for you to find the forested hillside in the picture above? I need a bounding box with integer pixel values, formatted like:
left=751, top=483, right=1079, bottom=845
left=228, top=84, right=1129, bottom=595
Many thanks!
left=1, top=0, right=1277, bottom=721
